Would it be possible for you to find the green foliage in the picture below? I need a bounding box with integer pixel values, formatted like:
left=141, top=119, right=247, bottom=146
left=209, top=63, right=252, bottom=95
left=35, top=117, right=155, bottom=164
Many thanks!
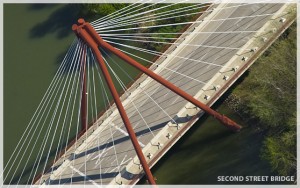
left=227, top=22, right=297, bottom=177
left=80, top=4, right=127, bottom=20
left=80, top=3, right=208, bottom=51
left=262, top=132, right=296, bottom=176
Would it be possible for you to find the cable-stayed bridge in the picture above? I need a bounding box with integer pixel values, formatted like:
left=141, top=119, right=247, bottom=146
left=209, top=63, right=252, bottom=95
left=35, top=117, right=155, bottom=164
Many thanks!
left=2, top=2, right=296, bottom=186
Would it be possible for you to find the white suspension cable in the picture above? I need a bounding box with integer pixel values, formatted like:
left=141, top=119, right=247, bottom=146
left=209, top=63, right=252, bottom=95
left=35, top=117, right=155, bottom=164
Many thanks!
left=96, top=3, right=208, bottom=31
left=4, top=40, right=79, bottom=187
left=1, top=39, right=77, bottom=186
left=95, top=0, right=271, bottom=31
left=49, top=44, right=84, bottom=178
left=15, top=42, right=82, bottom=187
left=96, top=13, right=275, bottom=33
left=103, top=50, right=156, bottom=138
left=103, top=39, right=228, bottom=69
left=90, top=50, right=103, bottom=186
left=26, top=41, right=82, bottom=186
left=37, top=41, right=85, bottom=185
left=100, top=30, right=258, bottom=37
left=58, top=49, right=119, bottom=185
left=101, top=54, right=179, bottom=143
left=91, top=0, right=151, bottom=25
left=69, top=43, right=86, bottom=185
left=93, top=0, right=168, bottom=28
left=57, top=41, right=84, bottom=185
left=102, top=36, right=243, bottom=50
left=84, top=44, right=91, bottom=187
left=108, top=45, right=209, bottom=88
left=101, top=55, right=122, bottom=178
left=29, top=41, right=84, bottom=186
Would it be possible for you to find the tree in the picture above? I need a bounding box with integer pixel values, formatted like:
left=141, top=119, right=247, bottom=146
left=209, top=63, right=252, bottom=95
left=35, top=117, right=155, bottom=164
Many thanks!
left=227, top=22, right=296, bottom=178
left=80, top=4, right=127, bottom=19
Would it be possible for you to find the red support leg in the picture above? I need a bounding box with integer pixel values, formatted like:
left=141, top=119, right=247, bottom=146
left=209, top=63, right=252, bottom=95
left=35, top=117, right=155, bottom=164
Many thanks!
left=72, top=22, right=158, bottom=186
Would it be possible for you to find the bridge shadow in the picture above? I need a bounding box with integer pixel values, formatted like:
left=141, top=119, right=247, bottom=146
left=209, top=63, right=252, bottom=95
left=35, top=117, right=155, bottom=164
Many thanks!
left=47, top=170, right=142, bottom=184
left=29, top=4, right=81, bottom=39
left=47, top=172, right=119, bottom=184
left=47, top=113, right=197, bottom=174
left=75, top=114, right=196, bottom=160
left=45, top=114, right=197, bottom=184
left=47, top=166, right=145, bottom=184
left=74, top=121, right=170, bottom=160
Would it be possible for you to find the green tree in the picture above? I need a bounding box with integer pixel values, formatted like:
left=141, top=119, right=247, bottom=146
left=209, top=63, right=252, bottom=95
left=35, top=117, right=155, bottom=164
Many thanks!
left=226, top=22, right=297, bottom=178
left=80, top=4, right=127, bottom=20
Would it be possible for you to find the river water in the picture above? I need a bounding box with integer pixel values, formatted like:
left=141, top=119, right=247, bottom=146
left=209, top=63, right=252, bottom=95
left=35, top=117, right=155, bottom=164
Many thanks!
left=4, top=4, right=277, bottom=184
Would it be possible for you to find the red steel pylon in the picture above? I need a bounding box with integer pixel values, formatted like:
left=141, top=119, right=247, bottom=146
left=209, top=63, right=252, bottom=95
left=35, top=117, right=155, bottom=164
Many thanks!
left=72, top=18, right=242, bottom=185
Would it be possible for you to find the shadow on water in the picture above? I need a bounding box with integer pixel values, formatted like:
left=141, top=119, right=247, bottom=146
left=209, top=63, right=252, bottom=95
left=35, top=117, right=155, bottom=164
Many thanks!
left=28, top=4, right=58, bottom=10
left=56, top=50, right=69, bottom=65
left=29, top=4, right=81, bottom=39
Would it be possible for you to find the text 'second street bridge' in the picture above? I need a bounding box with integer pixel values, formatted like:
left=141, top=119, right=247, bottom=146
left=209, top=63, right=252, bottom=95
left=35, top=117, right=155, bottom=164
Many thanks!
left=3, top=1, right=296, bottom=186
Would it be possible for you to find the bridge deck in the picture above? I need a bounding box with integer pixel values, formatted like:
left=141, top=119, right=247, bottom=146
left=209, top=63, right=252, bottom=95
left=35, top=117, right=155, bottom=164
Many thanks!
left=36, top=3, right=292, bottom=185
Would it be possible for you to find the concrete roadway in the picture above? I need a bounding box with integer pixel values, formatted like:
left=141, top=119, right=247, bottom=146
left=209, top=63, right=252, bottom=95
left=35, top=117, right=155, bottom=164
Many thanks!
left=36, top=3, right=284, bottom=185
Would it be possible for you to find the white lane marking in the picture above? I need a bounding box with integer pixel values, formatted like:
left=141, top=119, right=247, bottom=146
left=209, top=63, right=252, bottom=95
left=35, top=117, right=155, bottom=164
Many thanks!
left=108, top=166, right=120, bottom=173
left=112, top=124, right=129, bottom=136
left=137, top=136, right=146, bottom=148
left=207, top=55, right=219, bottom=69
left=111, top=123, right=145, bottom=147
left=171, top=96, right=181, bottom=105
left=94, top=152, right=108, bottom=170
left=111, top=159, right=117, bottom=166
left=93, top=158, right=105, bottom=170
left=92, top=146, right=112, bottom=161
left=134, top=121, right=142, bottom=128
left=120, top=155, right=132, bottom=166
left=139, top=141, right=145, bottom=148
left=87, top=154, right=91, bottom=159
left=69, top=165, right=100, bottom=187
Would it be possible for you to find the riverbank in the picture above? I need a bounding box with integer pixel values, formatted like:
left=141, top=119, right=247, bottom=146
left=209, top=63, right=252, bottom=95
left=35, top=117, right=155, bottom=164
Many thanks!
left=225, top=22, right=297, bottom=178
